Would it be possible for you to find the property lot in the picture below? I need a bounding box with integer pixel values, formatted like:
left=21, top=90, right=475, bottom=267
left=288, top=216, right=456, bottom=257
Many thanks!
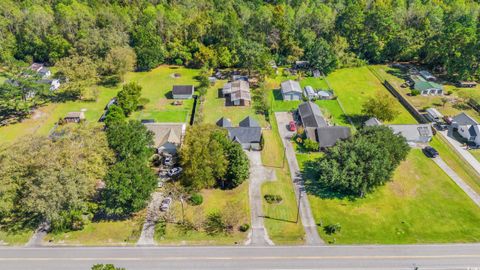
left=300, top=149, right=480, bottom=244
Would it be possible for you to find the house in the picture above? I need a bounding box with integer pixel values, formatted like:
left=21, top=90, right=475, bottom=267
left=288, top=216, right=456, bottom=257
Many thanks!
left=222, top=80, right=251, bottom=106
left=457, top=81, right=477, bottom=88
left=419, top=70, right=436, bottom=81
left=216, top=116, right=262, bottom=150
left=172, top=85, right=194, bottom=99
left=304, top=85, right=317, bottom=100
left=451, top=113, right=480, bottom=146
left=364, top=117, right=382, bottom=127
left=64, top=111, right=85, bottom=123
left=143, top=122, right=186, bottom=154
left=297, top=101, right=327, bottom=128
left=388, top=124, right=433, bottom=143
left=317, top=90, right=334, bottom=100
left=315, top=126, right=351, bottom=148
left=38, top=79, right=61, bottom=91
left=29, top=63, right=51, bottom=79
left=425, top=108, right=443, bottom=123
left=410, top=75, right=443, bottom=95
left=281, top=80, right=303, bottom=100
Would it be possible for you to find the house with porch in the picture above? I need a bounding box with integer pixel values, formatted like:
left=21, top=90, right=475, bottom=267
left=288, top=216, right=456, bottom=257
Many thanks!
left=222, top=80, right=251, bottom=106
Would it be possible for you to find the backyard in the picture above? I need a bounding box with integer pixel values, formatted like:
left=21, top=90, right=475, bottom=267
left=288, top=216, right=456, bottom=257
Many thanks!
left=155, top=183, right=250, bottom=245
left=301, top=149, right=480, bottom=244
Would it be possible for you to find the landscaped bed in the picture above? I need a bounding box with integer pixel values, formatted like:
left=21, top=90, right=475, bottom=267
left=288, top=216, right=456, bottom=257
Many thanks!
left=301, top=149, right=480, bottom=244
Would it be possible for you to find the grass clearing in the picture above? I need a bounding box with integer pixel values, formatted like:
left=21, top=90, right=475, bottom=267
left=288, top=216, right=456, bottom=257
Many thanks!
left=471, top=149, right=480, bottom=163
left=44, top=211, right=145, bottom=246
left=0, top=228, right=33, bottom=246
left=156, top=182, right=250, bottom=245
left=301, top=149, right=480, bottom=244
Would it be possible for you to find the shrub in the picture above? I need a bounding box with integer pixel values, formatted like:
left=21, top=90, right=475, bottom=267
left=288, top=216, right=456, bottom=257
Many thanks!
left=239, top=223, right=250, bottom=232
left=264, top=194, right=283, bottom=204
left=303, top=138, right=319, bottom=152
left=411, top=89, right=420, bottom=96
left=204, top=212, right=226, bottom=235
left=155, top=220, right=166, bottom=237
left=324, top=223, right=341, bottom=235
left=188, top=193, right=203, bottom=206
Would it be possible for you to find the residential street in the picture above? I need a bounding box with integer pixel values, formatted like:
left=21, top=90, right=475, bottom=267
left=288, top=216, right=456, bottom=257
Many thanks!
left=275, top=112, right=324, bottom=245
left=1, top=244, right=480, bottom=270
left=245, top=151, right=275, bottom=246
left=433, top=157, right=480, bottom=208
left=439, top=129, right=480, bottom=175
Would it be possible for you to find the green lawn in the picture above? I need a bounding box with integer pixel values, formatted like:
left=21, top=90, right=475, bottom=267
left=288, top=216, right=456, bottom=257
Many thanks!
left=44, top=212, right=145, bottom=246
left=301, top=149, right=480, bottom=244
left=372, top=65, right=480, bottom=122
left=471, top=149, right=480, bottom=163
left=156, top=182, right=250, bottom=245
left=202, top=79, right=268, bottom=127
left=0, top=229, right=32, bottom=246
left=326, top=66, right=417, bottom=126
left=260, top=115, right=305, bottom=244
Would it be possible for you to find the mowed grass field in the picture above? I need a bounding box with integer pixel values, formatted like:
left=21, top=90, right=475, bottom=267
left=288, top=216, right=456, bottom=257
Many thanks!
left=156, top=182, right=250, bottom=245
left=260, top=115, right=305, bottom=244
left=44, top=211, right=145, bottom=246
left=202, top=79, right=269, bottom=127
left=302, top=149, right=480, bottom=244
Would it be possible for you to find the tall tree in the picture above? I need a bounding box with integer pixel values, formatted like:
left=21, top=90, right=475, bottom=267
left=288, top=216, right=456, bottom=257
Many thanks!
left=116, top=82, right=142, bottom=116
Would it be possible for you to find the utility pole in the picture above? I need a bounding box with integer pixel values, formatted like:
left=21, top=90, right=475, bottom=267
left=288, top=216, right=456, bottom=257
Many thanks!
left=296, top=191, right=302, bottom=223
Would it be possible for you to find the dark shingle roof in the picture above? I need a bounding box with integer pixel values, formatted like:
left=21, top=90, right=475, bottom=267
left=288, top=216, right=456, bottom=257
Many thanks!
left=239, top=116, right=259, bottom=127
left=468, top=125, right=478, bottom=137
left=216, top=117, right=232, bottom=127
left=453, top=112, right=478, bottom=126
left=226, top=127, right=262, bottom=144
left=172, top=85, right=194, bottom=95
left=315, top=126, right=351, bottom=148
left=298, top=101, right=327, bottom=128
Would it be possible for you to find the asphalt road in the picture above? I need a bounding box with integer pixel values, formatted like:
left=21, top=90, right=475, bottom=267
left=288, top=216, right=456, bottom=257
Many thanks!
left=1, top=244, right=480, bottom=270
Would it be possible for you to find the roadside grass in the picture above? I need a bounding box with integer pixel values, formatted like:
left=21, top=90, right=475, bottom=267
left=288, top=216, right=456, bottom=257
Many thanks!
left=155, top=182, right=250, bottom=245
left=44, top=211, right=145, bottom=246
left=301, top=149, right=480, bottom=244
left=471, top=149, right=480, bottom=163
left=371, top=65, right=480, bottom=122
left=326, top=66, right=417, bottom=126
left=0, top=228, right=33, bottom=246
left=202, top=79, right=268, bottom=127
left=260, top=115, right=305, bottom=244
left=127, top=65, right=198, bottom=123
left=430, top=136, right=480, bottom=194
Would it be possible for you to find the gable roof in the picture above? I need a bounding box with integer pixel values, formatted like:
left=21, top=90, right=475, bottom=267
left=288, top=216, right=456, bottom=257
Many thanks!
left=216, top=117, right=232, bottom=127
left=172, top=85, right=194, bottom=95
left=298, top=101, right=327, bottom=128
left=316, top=126, right=351, bottom=148
left=223, top=80, right=251, bottom=101
left=226, top=127, right=262, bottom=144
left=411, top=75, right=443, bottom=91
left=281, top=80, right=302, bottom=94
left=387, top=124, right=433, bottom=142
left=239, top=116, right=259, bottom=127
left=453, top=112, right=478, bottom=126
left=468, top=125, right=479, bottom=137
left=143, top=123, right=186, bottom=148
left=364, top=117, right=382, bottom=127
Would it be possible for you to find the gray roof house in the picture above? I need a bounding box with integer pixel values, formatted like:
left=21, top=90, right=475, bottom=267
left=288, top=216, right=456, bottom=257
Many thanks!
left=172, top=85, right=194, bottom=99
left=388, top=124, right=433, bottom=143
left=364, top=117, right=382, bottom=127
left=222, top=80, right=251, bottom=106
left=281, top=80, right=303, bottom=100
left=143, top=122, right=186, bottom=154
left=452, top=112, right=478, bottom=126
left=315, top=126, right=351, bottom=148
left=217, top=116, right=262, bottom=150
left=452, top=112, right=480, bottom=145
left=298, top=101, right=327, bottom=128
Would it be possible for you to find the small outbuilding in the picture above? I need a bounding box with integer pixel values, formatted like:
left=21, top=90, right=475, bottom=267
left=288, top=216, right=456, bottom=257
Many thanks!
left=304, top=86, right=317, bottom=100
left=64, top=111, right=85, bottom=123
left=317, top=90, right=334, bottom=100
left=281, top=80, right=303, bottom=101
left=419, top=70, right=436, bottom=81
left=457, top=81, right=477, bottom=88
left=222, top=80, right=251, bottom=106
left=172, top=85, right=194, bottom=99
left=425, top=108, right=443, bottom=123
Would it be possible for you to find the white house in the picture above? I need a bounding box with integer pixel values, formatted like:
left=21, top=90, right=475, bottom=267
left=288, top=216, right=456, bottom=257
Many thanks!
left=304, top=85, right=317, bottom=100
left=452, top=113, right=480, bottom=146
left=281, top=80, right=302, bottom=100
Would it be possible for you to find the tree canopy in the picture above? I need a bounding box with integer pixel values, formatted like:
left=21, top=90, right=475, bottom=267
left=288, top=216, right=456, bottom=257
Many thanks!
left=362, top=92, right=400, bottom=122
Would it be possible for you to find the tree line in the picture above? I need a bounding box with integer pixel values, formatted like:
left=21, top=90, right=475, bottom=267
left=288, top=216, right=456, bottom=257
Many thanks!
left=0, top=0, right=479, bottom=80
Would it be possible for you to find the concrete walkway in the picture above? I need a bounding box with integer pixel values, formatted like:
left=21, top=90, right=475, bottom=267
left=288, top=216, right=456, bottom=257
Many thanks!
left=137, top=192, right=163, bottom=246
left=25, top=222, right=50, bottom=247
left=438, top=129, right=480, bottom=175
left=433, top=157, right=480, bottom=208
left=275, top=112, right=324, bottom=245
left=245, top=151, right=275, bottom=246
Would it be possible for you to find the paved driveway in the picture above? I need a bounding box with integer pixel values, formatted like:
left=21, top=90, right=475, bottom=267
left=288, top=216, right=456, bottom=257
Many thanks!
left=245, top=151, right=275, bottom=246
left=275, top=112, right=324, bottom=245
left=137, top=192, right=163, bottom=246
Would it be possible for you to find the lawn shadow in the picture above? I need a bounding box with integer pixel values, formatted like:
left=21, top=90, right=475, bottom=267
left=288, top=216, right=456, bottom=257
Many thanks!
left=302, top=159, right=354, bottom=201
left=261, top=215, right=296, bottom=224
left=272, top=89, right=283, bottom=101
left=163, top=91, right=173, bottom=99
left=453, top=102, right=471, bottom=110
left=340, top=113, right=368, bottom=128
left=386, top=68, right=408, bottom=80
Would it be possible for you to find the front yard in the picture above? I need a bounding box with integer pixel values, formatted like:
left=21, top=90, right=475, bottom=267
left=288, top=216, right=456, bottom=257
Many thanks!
left=301, top=149, right=480, bottom=244
left=0, top=228, right=32, bottom=246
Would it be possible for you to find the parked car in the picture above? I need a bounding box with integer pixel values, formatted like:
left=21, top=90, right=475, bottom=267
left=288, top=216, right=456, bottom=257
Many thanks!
left=288, top=121, right=296, bottom=131
left=163, top=156, right=174, bottom=166
left=160, top=197, right=172, bottom=212
left=423, top=146, right=439, bottom=158
left=167, top=167, right=183, bottom=177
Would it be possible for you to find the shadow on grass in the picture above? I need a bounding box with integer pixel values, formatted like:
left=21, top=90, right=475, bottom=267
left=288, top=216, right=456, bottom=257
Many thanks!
left=302, top=160, right=355, bottom=201
left=386, top=68, right=409, bottom=80
left=272, top=89, right=283, bottom=101
left=340, top=113, right=368, bottom=128
left=261, top=215, right=297, bottom=224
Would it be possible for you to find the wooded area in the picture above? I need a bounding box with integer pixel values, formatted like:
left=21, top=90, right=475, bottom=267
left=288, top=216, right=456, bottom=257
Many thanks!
left=0, top=0, right=479, bottom=80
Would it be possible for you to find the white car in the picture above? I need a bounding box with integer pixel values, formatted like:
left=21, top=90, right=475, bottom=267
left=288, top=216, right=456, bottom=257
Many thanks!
left=167, top=167, right=183, bottom=177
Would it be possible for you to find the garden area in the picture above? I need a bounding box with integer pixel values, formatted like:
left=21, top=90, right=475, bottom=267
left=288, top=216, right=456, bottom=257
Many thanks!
left=300, top=149, right=480, bottom=244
